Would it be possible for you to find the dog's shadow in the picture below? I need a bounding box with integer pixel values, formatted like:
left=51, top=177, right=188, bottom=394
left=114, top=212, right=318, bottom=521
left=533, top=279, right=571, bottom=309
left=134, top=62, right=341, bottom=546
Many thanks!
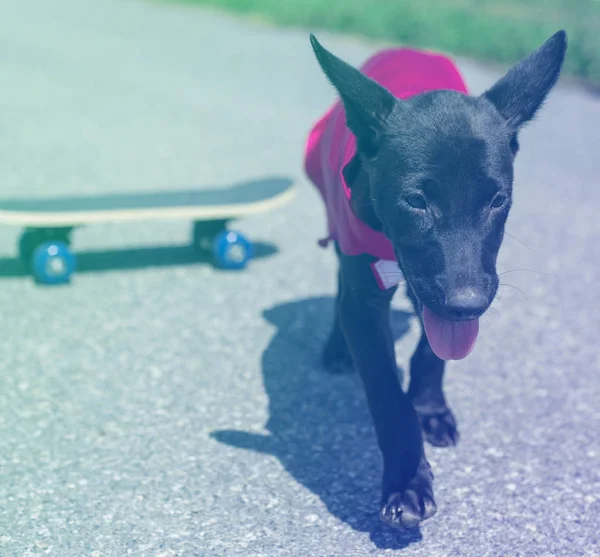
left=211, top=296, right=422, bottom=549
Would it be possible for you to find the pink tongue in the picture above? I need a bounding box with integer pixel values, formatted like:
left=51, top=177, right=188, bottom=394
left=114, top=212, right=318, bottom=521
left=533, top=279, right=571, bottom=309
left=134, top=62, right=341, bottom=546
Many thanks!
left=422, top=306, right=479, bottom=361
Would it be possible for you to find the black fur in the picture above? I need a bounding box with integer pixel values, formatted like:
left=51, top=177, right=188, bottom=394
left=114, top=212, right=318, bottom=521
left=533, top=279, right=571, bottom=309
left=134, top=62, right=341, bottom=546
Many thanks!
left=310, top=31, right=567, bottom=529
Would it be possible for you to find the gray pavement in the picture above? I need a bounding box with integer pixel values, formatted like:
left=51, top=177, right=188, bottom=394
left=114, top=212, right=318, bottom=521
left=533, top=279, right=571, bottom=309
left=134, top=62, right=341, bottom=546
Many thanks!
left=0, top=0, right=599, bottom=555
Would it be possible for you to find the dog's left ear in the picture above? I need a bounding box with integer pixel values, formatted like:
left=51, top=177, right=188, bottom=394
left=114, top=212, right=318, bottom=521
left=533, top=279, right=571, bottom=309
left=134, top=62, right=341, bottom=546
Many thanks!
left=483, top=30, right=567, bottom=130
left=309, top=34, right=398, bottom=157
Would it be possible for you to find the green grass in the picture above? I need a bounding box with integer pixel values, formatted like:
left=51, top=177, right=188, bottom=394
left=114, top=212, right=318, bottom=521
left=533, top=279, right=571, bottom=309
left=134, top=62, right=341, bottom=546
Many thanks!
left=173, top=0, right=600, bottom=82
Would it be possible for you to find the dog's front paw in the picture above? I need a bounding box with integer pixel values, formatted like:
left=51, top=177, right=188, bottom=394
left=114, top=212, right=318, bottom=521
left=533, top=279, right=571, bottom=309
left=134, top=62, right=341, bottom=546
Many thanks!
left=380, top=460, right=437, bottom=530
left=413, top=400, right=459, bottom=448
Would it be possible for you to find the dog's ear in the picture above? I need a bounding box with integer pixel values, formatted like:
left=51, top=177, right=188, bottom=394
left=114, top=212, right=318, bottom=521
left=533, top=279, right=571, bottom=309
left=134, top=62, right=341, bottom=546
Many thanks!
left=310, top=34, right=397, bottom=156
left=483, top=30, right=567, bottom=130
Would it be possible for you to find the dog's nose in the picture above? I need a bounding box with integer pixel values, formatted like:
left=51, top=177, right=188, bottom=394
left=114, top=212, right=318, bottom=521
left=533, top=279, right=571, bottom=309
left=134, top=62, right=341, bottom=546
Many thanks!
left=444, top=288, right=488, bottom=321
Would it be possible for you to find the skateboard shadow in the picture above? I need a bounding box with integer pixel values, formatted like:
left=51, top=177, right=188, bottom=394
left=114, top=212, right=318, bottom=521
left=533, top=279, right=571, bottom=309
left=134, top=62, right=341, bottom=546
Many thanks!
left=211, top=296, right=422, bottom=550
left=0, top=242, right=278, bottom=279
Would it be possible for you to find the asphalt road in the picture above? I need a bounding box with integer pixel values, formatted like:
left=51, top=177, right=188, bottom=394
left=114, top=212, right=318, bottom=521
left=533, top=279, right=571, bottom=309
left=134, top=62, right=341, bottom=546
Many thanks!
left=1, top=0, right=599, bottom=555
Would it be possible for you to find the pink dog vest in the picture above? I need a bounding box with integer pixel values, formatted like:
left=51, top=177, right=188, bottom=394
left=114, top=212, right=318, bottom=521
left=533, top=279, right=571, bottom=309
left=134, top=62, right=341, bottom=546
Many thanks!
left=304, top=47, right=469, bottom=289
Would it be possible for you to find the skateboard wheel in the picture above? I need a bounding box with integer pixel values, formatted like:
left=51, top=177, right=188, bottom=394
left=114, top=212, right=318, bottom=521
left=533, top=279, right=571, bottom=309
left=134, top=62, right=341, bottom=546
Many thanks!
left=212, top=230, right=253, bottom=269
left=31, top=241, right=76, bottom=284
left=19, top=229, right=72, bottom=267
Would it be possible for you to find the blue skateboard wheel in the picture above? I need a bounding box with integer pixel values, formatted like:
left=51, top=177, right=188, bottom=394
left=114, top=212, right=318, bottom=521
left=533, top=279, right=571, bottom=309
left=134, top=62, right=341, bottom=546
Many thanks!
left=212, top=230, right=253, bottom=270
left=31, top=241, right=76, bottom=284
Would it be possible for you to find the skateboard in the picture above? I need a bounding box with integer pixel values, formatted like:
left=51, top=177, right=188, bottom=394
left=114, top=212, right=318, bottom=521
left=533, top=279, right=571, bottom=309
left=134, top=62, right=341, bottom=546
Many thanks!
left=0, top=177, right=295, bottom=284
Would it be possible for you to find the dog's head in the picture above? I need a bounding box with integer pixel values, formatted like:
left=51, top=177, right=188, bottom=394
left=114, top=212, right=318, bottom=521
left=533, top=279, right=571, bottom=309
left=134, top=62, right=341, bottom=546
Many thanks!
left=310, top=32, right=567, bottom=361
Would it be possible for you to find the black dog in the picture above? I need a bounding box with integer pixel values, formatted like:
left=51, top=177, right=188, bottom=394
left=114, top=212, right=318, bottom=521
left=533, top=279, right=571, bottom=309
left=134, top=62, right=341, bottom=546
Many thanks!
left=305, top=32, right=567, bottom=529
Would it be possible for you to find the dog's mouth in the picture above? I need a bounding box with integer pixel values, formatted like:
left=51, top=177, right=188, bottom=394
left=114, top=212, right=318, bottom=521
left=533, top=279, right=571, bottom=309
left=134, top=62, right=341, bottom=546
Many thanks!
left=400, top=261, right=483, bottom=361
left=409, top=290, right=480, bottom=361
left=421, top=306, right=479, bottom=361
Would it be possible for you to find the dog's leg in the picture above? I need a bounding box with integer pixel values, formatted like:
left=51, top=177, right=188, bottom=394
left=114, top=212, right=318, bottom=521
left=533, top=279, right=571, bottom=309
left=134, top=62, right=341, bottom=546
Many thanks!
left=338, top=252, right=436, bottom=529
left=406, top=290, right=459, bottom=448
left=322, top=269, right=354, bottom=373
left=322, top=244, right=353, bottom=373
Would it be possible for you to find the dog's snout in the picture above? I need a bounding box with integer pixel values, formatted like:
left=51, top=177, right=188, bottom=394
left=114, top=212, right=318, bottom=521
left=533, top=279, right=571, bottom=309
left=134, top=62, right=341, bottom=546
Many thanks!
left=444, top=287, right=488, bottom=321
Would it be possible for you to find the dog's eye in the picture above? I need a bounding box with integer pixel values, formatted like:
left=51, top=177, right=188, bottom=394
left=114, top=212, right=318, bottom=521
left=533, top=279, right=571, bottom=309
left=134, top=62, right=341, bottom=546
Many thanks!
left=491, top=194, right=507, bottom=209
left=405, top=194, right=427, bottom=210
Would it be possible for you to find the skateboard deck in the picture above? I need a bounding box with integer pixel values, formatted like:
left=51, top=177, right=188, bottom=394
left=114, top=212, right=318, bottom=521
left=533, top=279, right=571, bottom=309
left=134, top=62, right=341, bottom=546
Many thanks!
left=0, top=177, right=294, bottom=226
left=0, top=177, right=295, bottom=283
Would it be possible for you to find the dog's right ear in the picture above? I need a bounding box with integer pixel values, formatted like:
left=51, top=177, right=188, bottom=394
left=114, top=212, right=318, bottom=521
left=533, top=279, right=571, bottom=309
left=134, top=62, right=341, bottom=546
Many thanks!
left=483, top=30, right=567, bottom=130
left=310, top=34, right=397, bottom=157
